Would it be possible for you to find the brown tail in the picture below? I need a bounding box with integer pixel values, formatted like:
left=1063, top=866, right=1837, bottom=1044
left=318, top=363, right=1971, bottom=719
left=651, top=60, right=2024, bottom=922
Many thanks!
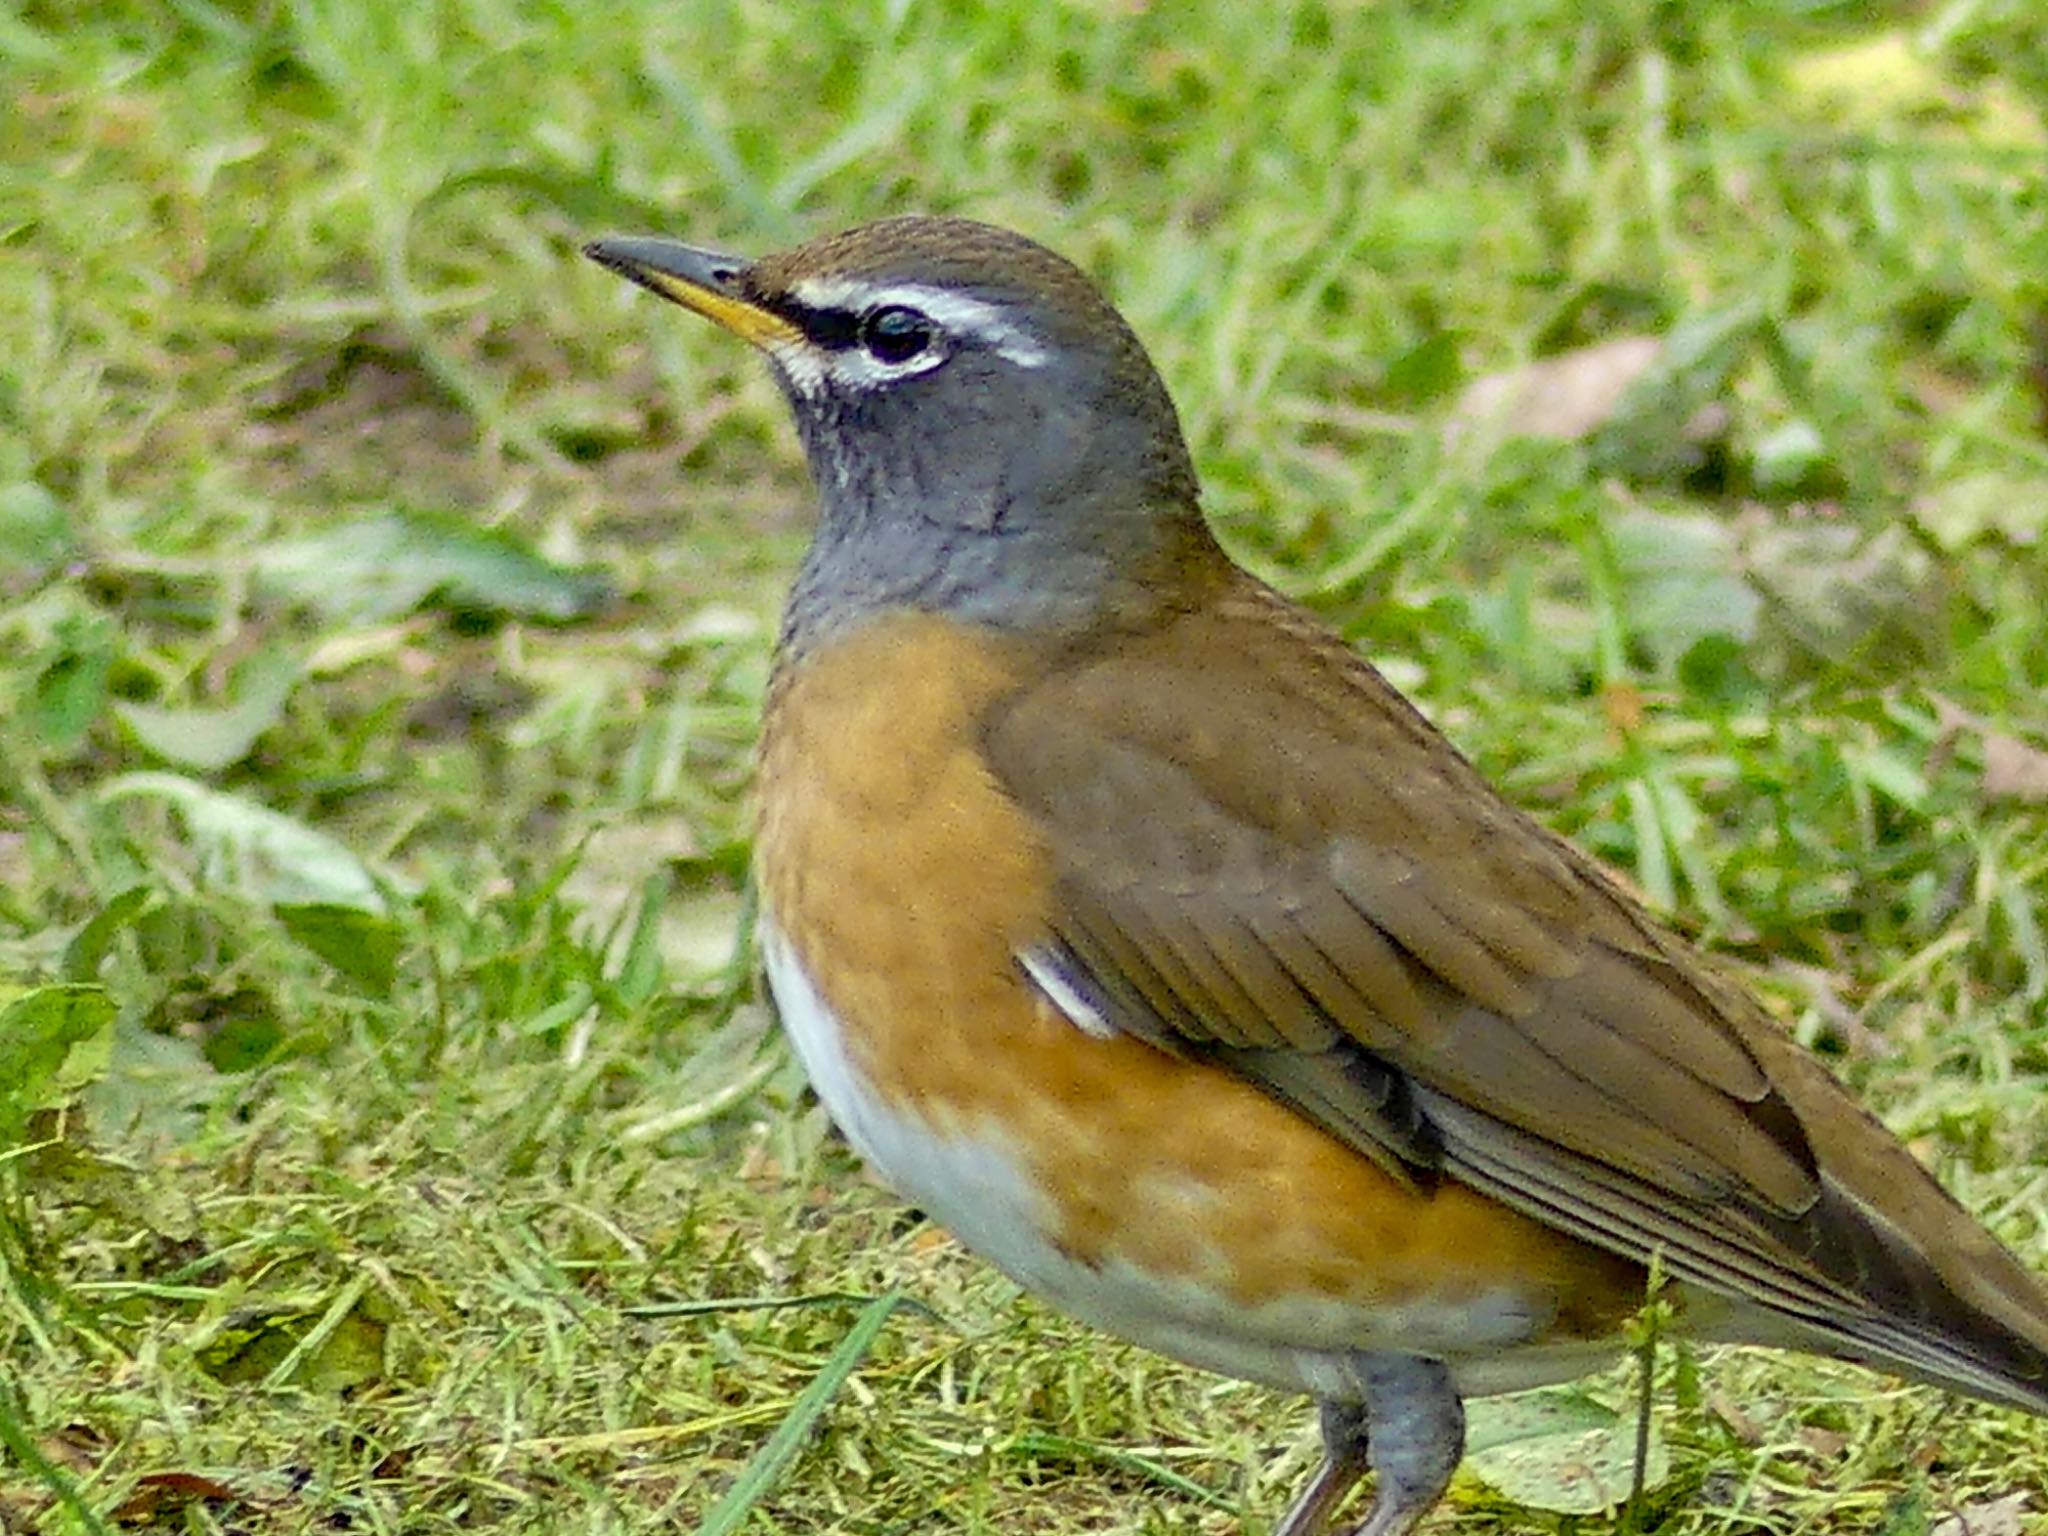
left=1750, top=1034, right=2048, bottom=1413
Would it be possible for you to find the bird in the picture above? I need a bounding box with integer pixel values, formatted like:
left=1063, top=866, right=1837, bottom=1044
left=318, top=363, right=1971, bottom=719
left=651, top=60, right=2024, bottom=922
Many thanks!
left=585, top=216, right=2048, bottom=1535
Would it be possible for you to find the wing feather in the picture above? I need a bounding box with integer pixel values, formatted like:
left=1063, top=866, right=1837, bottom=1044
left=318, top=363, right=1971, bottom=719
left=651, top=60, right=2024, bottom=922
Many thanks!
left=981, top=574, right=2048, bottom=1408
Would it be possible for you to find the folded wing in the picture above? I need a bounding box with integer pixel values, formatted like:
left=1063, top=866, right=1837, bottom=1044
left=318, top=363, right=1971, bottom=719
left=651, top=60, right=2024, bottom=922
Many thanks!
left=982, top=577, right=2048, bottom=1411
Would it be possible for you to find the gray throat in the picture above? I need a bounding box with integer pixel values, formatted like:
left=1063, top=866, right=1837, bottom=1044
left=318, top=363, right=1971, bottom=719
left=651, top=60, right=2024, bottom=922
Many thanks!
left=766, top=323, right=1210, bottom=659
left=775, top=484, right=1194, bottom=661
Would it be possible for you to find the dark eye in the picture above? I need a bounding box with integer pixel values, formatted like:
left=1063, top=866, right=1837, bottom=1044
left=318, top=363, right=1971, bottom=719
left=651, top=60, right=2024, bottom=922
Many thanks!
left=860, top=305, right=937, bottom=365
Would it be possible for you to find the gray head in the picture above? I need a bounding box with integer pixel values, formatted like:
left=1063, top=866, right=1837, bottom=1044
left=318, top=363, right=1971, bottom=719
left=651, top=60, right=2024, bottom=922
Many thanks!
left=586, top=216, right=1216, bottom=653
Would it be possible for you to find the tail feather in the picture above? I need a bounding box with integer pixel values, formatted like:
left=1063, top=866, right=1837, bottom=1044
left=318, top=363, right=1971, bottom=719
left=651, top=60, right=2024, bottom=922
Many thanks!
left=1790, top=1176, right=2048, bottom=1415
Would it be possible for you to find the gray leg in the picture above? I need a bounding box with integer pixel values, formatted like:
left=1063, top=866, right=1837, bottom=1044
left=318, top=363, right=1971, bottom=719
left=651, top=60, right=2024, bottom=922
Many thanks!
left=1271, top=1358, right=1465, bottom=1536
left=1345, top=1356, right=1464, bottom=1536
left=1271, top=1401, right=1374, bottom=1536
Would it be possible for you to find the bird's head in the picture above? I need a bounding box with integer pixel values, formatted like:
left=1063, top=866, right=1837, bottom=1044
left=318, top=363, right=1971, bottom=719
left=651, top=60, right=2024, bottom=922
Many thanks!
left=587, top=216, right=1214, bottom=646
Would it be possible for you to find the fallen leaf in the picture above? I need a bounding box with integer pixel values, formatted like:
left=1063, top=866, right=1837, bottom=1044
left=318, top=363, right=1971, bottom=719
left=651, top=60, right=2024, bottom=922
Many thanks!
left=112, top=1471, right=238, bottom=1526
left=1796, top=1424, right=1849, bottom=1461
left=114, top=649, right=301, bottom=771
left=98, top=773, right=385, bottom=912
left=1464, top=1389, right=1669, bottom=1515
left=1608, top=508, right=1762, bottom=667
left=1981, top=731, right=2048, bottom=804
left=1740, top=518, right=1941, bottom=678
left=254, top=508, right=613, bottom=625
left=1586, top=306, right=1760, bottom=482
left=1931, top=1491, right=2031, bottom=1536
left=36, top=1423, right=108, bottom=1477
left=1446, top=335, right=1662, bottom=447
left=1705, top=1390, right=1762, bottom=1445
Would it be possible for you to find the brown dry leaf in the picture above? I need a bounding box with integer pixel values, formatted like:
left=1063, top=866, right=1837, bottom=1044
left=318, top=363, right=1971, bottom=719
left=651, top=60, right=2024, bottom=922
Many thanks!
left=111, top=1471, right=239, bottom=1526
left=1796, top=1424, right=1849, bottom=1461
left=1930, top=1491, right=2031, bottom=1536
left=736, top=1131, right=786, bottom=1185
left=36, top=1423, right=108, bottom=1477
left=1445, top=336, right=1662, bottom=446
left=1982, top=731, right=2048, bottom=804
left=1705, top=1390, right=1763, bottom=1445
left=1600, top=682, right=1646, bottom=735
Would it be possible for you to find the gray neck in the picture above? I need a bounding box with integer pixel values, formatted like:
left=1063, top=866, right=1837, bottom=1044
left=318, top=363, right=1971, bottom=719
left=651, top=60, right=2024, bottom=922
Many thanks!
left=777, top=480, right=1214, bottom=661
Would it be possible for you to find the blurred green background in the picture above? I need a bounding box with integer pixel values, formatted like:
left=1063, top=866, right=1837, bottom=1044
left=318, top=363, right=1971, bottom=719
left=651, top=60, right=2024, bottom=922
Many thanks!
left=3, top=1, right=2046, bottom=1531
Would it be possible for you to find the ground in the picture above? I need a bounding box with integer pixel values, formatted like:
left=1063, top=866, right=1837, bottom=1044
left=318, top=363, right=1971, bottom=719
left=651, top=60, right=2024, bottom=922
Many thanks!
left=2, top=2, right=2047, bottom=1533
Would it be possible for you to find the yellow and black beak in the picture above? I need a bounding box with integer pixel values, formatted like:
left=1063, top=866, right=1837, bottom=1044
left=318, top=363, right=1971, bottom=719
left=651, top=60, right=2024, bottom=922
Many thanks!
left=583, top=236, right=802, bottom=349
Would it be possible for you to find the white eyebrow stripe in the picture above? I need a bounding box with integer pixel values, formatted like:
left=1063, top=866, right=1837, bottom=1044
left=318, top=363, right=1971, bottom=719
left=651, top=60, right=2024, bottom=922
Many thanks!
left=786, top=275, right=1051, bottom=368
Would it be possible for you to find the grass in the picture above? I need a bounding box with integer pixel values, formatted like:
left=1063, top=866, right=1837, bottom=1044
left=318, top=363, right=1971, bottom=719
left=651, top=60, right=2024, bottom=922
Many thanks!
left=3, top=0, right=2047, bottom=1531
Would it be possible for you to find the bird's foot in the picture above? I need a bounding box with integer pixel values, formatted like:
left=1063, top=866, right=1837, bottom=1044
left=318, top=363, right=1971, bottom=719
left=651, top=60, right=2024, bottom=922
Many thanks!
left=1271, top=1357, right=1464, bottom=1536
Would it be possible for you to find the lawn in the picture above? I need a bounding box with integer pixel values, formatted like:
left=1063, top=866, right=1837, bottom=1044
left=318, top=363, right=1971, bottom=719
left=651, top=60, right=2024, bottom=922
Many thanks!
left=3, top=1, right=2047, bottom=1532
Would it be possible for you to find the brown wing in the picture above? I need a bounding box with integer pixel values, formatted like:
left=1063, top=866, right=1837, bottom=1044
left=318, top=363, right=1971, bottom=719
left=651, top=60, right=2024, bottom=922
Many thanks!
left=983, top=574, right=2048, bottom=1411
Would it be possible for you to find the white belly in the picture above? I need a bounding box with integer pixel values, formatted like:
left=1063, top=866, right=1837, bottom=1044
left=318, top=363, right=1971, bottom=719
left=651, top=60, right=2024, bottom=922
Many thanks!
left=757, top=916, right=1616, bottom=1399
left=758, top=916, right=1081, bottom=1280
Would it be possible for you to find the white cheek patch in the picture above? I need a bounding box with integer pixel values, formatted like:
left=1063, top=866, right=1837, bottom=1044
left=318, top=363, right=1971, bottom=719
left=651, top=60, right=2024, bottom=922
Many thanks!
left=766, top=340, right=827, bottom=398
left=788, top=275, right=1052, bottom=371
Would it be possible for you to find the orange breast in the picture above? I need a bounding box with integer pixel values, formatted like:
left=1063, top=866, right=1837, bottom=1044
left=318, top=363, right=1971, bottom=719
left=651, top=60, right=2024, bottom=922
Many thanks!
left=754, top=612, right=1644, bottom=1351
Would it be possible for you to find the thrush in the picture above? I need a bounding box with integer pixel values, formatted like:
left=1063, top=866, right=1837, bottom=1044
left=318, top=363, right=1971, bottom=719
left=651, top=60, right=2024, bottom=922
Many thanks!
left=586, top=216, right=2048, bottom=1536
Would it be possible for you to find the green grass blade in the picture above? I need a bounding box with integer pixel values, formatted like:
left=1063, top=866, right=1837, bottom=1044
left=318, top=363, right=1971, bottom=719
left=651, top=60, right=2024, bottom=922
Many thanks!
left=692, top=1290, right=905, bottom=1536
left=0, top=1384, right=118, bottom=1536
